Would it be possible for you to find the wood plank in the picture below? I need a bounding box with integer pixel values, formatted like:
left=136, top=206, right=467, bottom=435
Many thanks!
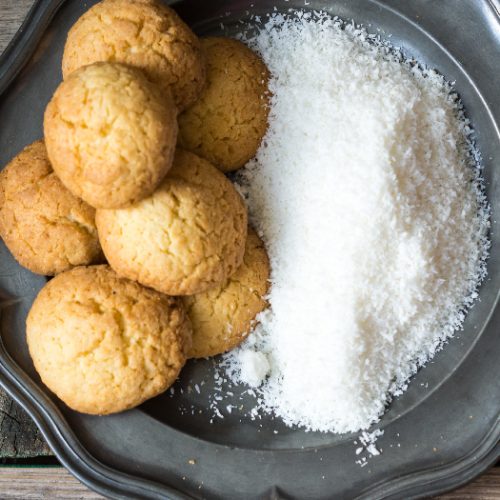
left=0, top=395, right=51, bottom=457
left=436, top=467, right=500, bottom=500
left=0, top=0, right=34, bottom=54
left=0, top=466, right=498, bottom=499
left=0, top=467, right=104, bottom=499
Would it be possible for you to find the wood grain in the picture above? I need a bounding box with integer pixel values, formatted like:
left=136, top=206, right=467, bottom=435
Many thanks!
left=0, top=468, right=104, bottom=499
left=0, top=466, right=498, bottom=500
left=435, top=467, right=500, bottom=500
left=0, top=1, right=497, bottom=499
left=0, top=396, right=51, bottom=457
left=0, top=0, right=34, bottom=53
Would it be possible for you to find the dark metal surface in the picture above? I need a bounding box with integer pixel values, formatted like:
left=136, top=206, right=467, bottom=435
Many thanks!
left=0, top=0, right=499, bottom=498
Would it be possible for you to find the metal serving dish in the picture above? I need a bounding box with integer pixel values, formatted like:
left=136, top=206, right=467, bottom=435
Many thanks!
left=0, top=0, right=498, bottom=498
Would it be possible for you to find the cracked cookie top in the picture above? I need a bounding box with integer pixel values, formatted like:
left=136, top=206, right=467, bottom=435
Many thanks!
left=26, top=265, right=191, bottom=415
left=178, top=37, right=270, bottom=172
left=0, top=140, right=103, bottom=275
left=44, top=61, right=178, bottom=209
left=62, top=0, right=206, bottom=112
left=184, top=227, right=270, bottom=358
left=96, top=149, right=248, bottom=296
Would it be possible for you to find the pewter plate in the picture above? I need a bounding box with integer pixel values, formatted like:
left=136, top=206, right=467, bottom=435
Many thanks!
left=0, top=0, right=498, bottom=498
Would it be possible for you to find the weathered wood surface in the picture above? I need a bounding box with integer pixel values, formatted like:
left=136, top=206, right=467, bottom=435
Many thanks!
left=0, top=397, right=51, bottom=457
left=435, top=467, right=500, bottom=500
left=0, top=466, right=498, bottom=500
left=0, top=468, right=104, bottom=499
left=0, top=1, right=497, bottom=498
left=0, top=0, right=34, bottom=54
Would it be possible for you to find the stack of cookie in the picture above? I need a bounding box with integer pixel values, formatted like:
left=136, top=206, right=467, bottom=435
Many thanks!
left=0, top=0, right=271, bottom=415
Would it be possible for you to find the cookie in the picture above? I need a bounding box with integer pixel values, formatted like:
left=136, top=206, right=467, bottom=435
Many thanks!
left=44, top=62, right=177, bottom=209
left=26, top=265, right=191, bottom=415
left=178, top=37, right=270, bottom=172
left=184, top=227, right=270, bottom=358
left=0, top=140, right=102, bottom=276
left=96, top=149, right=247, bottom=295
left=62, top=0, right=206, bottom=111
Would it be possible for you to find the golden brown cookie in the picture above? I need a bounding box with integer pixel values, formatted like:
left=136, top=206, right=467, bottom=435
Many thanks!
left=44, top=62, right=177, bottom=209
left=62, top=0, right=206, bottom=111
left=96, top=149, right=248, bottom=295
left=26, top=265, right=191, bottom=415
left=0, top=141, right=102, bottom=276
left=184, top=227, right=270, bottom=358
left=178, top=37, right=270, bottom=172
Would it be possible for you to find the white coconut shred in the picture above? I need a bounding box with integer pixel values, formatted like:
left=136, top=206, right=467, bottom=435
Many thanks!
left=225, top=11, right=490, bottom=433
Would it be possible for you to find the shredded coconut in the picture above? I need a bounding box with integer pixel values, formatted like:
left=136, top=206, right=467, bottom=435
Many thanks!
left=225, top=11, right=490, bottom=433
left=237, top=350, right=271, bottom=387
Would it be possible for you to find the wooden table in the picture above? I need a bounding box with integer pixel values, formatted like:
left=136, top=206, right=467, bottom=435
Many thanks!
left=0, top=1, right=497, bottom=498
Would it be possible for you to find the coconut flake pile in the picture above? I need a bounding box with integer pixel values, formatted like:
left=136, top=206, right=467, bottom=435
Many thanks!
left=225, top=11, right=490, bottom=433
